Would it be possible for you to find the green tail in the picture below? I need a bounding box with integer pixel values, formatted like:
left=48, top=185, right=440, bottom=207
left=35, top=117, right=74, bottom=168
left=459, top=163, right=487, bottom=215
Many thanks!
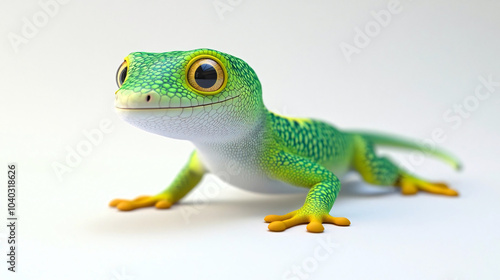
left=350, top=131, right=462, bottom=171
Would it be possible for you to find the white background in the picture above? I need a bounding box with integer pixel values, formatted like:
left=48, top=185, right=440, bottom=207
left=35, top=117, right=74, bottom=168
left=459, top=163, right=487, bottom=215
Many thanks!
left=1, top=0, right=499, bottom=279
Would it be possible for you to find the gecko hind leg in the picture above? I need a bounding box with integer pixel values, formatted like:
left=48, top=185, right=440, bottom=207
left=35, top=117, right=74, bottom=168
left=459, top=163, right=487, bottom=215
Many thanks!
left=352, top=135, right=459, bottom=196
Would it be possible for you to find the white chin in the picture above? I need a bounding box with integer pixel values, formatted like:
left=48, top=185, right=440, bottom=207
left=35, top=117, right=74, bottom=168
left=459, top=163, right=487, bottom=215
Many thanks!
left=115, top=107, right=243, bottom=142
left=115, top=107, right=201, bottom=140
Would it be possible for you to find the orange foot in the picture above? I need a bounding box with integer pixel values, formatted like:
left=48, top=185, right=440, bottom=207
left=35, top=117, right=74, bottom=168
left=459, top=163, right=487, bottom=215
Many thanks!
left=264, top=210, right=350, bottom=233
left=109, top=194, right=173, bottom=211
left=398, top=174, right=459, bottom=196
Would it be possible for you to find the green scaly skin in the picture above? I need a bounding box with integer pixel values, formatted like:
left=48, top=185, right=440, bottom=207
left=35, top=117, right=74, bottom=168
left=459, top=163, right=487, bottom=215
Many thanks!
left=110, top=48, right=461, bottom=233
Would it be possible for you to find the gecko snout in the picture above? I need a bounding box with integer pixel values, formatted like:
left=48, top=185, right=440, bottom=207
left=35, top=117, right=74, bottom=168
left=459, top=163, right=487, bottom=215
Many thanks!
left=115, top=89, right=161, bottom=109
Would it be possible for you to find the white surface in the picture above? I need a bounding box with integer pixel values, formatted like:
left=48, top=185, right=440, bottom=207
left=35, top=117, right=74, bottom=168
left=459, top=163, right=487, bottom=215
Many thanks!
left=1, top=0, right=499, bottom=279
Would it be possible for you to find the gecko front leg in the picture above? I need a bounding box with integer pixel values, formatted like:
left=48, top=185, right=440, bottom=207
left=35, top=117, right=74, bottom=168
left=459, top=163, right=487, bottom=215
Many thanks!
left=263, top=150, right=350, bottom=233
left=109, top=151, right=206, bottom=211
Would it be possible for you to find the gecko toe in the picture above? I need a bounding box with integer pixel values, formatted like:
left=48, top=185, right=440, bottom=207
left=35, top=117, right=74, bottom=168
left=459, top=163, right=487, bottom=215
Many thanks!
left=323, top=216, right=350, bottom=226
left=155, top=200, right=172, bottom=209
left=116, top=201, right=135, bottom=211
left=133, top=195, right=151, bottom=201
left=306, top=221, right=324, bottom=233
left=264, top=211, right=296, bottom=223
left=268, top=221, right=287, bottom=232
left=109, top=198, right=124, bottom=207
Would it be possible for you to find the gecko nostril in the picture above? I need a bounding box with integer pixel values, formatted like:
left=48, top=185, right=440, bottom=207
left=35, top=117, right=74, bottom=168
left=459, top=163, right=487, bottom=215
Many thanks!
left=146, top=95, right=151, bottom=102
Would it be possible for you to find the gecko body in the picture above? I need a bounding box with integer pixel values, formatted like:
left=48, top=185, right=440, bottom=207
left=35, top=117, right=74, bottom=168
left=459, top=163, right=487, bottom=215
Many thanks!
left=111, top=49, right=460, bottom=233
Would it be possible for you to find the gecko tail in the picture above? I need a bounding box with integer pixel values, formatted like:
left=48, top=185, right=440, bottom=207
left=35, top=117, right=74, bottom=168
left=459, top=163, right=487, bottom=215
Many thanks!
left=349, top=131, right=462, bottom=171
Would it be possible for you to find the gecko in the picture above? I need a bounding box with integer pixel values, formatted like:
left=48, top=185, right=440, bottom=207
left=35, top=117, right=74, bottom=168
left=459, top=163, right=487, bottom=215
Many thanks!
left=110, top=48, right=460, bottom=233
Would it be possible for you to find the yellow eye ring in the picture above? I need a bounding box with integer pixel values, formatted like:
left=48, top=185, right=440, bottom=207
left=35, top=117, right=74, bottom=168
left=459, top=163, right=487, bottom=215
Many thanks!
left=186, top=55, right=227, bottom=95
left=116, top=60, right=129, bottom=88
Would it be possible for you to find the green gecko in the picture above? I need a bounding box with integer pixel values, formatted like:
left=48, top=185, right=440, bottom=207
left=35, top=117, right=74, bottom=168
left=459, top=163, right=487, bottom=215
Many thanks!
left=110, top=48, right=461, bottom=233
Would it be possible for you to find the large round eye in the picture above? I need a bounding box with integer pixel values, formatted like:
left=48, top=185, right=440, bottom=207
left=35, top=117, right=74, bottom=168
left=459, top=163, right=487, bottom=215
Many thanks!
left=116, top=61, right=128, bottom=88
left=187, top=58, right=225, bottom=94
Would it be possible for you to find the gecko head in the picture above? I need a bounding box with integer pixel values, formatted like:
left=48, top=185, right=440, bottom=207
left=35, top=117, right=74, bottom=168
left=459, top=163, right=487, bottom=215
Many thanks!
left=114, top=49, right=264, bottom=142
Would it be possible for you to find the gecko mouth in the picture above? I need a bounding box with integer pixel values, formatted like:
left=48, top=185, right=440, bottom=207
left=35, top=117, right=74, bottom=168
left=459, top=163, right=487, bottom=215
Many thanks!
left=115, top=93, right=240, bottom=110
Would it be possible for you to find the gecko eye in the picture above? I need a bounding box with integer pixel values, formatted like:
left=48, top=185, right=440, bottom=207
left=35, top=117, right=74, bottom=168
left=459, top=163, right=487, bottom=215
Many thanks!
left=116, top=61, right=128, bottom=88
left=187, top=57, right=226, bottom=94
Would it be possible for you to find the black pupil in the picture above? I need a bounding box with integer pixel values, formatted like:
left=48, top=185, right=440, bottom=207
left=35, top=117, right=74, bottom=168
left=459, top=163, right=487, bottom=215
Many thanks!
left=194, top=64, right=217, bottom=88
left=119, top=66, right=127, bottom=85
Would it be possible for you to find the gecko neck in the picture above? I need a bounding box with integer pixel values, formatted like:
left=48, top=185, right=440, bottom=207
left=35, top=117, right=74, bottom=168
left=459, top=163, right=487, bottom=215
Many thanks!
left=191, top=107, right=270, bottom=147
left=191, top=109, right=271, bottom=175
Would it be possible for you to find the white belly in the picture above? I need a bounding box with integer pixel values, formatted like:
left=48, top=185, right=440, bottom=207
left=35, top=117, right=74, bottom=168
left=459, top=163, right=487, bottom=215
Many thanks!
left=193, top=127, right=351, bottom=194
left=197, top=148, right=351, bottom=194
left=197, top=149, right=307, bottom=194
